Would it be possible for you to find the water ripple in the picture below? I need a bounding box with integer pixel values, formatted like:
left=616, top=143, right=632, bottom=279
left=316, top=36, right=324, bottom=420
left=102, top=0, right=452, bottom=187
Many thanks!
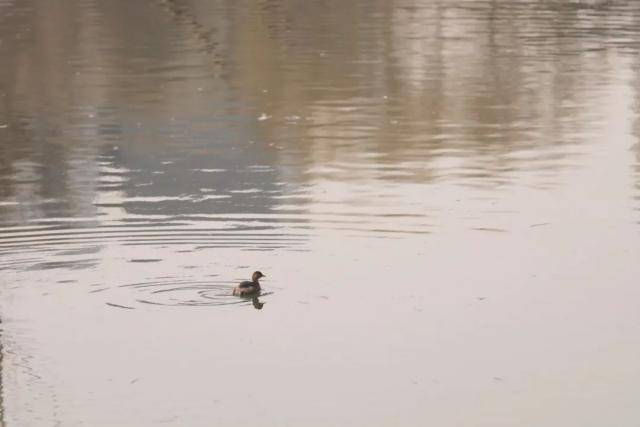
left=109, top=277, right=271, bottom=309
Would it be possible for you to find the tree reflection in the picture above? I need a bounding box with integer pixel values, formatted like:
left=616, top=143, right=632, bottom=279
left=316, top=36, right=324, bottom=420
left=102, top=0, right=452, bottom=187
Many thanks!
left=2, top=0, right=640, bottom=220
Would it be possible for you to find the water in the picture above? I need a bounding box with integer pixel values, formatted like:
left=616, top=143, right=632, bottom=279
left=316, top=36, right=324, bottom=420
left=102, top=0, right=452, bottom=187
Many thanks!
left=1, top=0, right=639, bottom=425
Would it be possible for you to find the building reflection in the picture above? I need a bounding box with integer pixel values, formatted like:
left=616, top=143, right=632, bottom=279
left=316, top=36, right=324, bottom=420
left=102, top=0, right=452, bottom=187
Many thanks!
left=2, top=0, right=639, bottom=224
left=633, top=50, right=640, bottom=212
left=245, top=0, right=640, bottom=187
left=0, top=0, right=291, bottom=226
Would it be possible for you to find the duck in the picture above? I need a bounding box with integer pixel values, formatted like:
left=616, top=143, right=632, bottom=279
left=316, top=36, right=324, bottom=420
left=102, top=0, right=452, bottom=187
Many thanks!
left=233, top=271, right=265, bottom=296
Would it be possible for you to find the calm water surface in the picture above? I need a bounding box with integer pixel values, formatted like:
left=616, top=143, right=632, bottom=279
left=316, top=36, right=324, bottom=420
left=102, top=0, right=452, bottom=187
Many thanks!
left=1, top=0, right=640, bottom=425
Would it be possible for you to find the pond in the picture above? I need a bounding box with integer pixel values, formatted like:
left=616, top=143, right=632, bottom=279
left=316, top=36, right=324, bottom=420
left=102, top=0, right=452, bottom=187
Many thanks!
left=1, top=0, right=639, bottom=425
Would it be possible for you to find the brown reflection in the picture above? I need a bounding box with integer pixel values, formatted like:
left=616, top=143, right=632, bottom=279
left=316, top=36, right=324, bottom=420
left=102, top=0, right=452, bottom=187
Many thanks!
left=0, top=0, right=297, bottom=225
left=223, top=0, right=640, bottom=188
left=632, top=22, right=640, bottom=211
left=156, top=0, right=222, bottom=56
left=251, top=296, right=265, bottom=310
left=0, top=0, right=110, bottom=223
left=1, top=0, right=639, bottom=220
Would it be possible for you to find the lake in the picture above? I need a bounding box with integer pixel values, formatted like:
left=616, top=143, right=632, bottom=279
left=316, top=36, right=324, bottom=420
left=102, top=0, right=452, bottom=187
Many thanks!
left=1, top=0, right=639, bottom=425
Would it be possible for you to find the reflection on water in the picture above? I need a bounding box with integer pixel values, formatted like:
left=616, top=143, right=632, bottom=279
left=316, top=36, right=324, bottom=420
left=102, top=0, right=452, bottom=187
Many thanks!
left=1, top=0, right=640, bottom=425
left=113, top=277, right=271, bottom=309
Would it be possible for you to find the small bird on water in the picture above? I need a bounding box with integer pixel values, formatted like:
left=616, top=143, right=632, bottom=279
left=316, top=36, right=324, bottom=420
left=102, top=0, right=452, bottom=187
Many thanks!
left=233, top=271, right=265, bottom=296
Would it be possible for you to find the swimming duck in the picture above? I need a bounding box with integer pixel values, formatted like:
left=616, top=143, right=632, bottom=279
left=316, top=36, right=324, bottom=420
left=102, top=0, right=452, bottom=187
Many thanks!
left=233, top=271, right=265, bottom=296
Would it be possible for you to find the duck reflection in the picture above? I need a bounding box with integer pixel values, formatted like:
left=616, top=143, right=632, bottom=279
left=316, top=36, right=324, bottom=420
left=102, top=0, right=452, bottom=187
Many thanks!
left=251, top=296, right=265, bottom=310
left=234, top=294, right=265, bottom=310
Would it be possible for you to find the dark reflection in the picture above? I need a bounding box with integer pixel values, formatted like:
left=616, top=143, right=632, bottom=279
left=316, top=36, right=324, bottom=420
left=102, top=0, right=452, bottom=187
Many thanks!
left=0, top=0, right=292, bottom=225
left=0, top=0, right=637, bottom=261
left=251, top=296, right=265, bottom=310
left=0, top=0, right=315, bottom=261
left=156, top=0, right=222, bottom=56
left=217, top=0, right=640, bottom=187
left=633, top=39, right=640, bottom=212
left=1, top=0, right=639, bottom=225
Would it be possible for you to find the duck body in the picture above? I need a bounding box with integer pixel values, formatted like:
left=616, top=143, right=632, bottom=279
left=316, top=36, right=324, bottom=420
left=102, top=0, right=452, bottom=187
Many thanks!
left=233, top=280, right=260, bottom=296
left=233, top=271, right=265, bottom=296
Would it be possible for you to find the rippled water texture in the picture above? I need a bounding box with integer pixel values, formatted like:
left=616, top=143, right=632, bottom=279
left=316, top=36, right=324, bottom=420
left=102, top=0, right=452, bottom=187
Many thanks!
left=1, top=0, right=640, bottom=425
